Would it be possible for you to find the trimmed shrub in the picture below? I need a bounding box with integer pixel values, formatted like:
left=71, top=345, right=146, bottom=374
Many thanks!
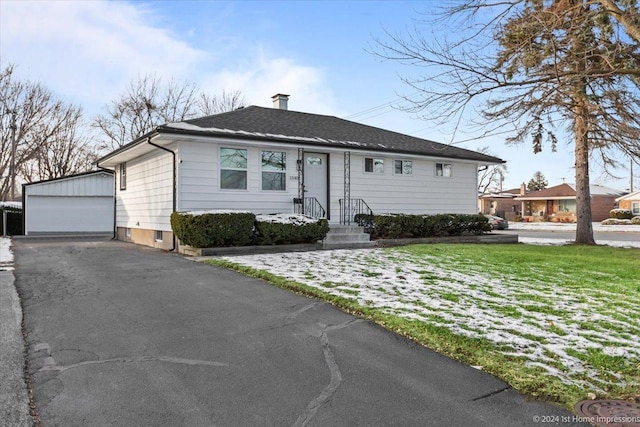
left=356, top=213, right=491, bottom=239
left=601, top=218, right=632, bottom=225
left=609, top=209, right=633, bottom=219
left=171, top=211, right=255, bottom=248
left=255, top=214, right=329, bottom=245
left=633, top=216, right=640, bottom=225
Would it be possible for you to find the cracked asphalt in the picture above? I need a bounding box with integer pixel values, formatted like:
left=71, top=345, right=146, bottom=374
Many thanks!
left=11, top=238, right=587, bottom=426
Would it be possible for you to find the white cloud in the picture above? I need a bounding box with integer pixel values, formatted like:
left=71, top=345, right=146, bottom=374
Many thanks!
left=1, top=0, right=207, bottom=112
left=0, top=0, right=339, bottom=119
left=198, top=48, right=340, bottom=116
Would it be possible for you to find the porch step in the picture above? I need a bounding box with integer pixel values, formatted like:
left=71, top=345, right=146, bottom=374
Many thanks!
left=322, top=225, right=376, bottom=249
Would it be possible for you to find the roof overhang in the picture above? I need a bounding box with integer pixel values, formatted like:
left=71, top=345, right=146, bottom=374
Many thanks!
left=97, top=131, right=176, bottom=168
left=515, top=196, right=576, bottom=201
left=97, top=126, right=504, bottom=168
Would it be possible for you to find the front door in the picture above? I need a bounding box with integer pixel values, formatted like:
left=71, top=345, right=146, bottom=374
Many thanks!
left=303, top=153, right=328, bottom=217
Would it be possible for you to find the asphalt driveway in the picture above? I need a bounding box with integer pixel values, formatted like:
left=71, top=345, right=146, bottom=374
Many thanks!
left=12, top=238, right=585, bottom=426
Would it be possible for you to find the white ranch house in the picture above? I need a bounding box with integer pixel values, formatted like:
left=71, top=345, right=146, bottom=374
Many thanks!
left=97, top=94, right=503, bottom=250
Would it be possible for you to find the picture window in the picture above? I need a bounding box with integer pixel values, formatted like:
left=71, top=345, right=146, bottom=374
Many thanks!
left=220, top=148, right=248, bottom=190
left=262, top=151, right=286, bottom=191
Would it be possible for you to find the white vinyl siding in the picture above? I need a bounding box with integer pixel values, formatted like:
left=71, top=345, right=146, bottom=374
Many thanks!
left=329, top=153, right=477, bottom=220
left=179, top=141, right=298, bottom=214
left=116, top=148, right=174, bottom=232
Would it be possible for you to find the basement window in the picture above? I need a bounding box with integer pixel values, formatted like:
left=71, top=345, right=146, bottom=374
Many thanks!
left=125, top=228, right=131, bottom=238
left=154, top=230, right=163, bottom=242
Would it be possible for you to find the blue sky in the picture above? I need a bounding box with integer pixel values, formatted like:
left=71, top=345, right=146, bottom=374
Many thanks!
left=1, top=0, right=636, bottom=191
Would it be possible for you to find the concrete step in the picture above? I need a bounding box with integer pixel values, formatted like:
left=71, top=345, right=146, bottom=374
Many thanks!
left=326, top=225, right=365, bottom=234
left=323, top=233, right=372, bottom=243
left=322, top=225, right=373, bottom=249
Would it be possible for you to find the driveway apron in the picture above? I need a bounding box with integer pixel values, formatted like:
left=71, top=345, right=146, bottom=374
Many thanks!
left=13, top=238, right=585, bottom=427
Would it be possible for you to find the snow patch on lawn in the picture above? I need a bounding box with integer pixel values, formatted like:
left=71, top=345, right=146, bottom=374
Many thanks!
left=509, top=222, right=640, bottom=232
left=0, top=237, right=13, bottom=268
left=219, top=248, right=640, bottom=393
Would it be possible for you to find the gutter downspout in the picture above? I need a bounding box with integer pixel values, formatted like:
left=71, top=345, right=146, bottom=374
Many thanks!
left=147, top=138, right=177, bottom=252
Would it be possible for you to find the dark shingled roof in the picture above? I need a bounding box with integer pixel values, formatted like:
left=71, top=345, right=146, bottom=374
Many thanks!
left=157, top=106, right=503, bottom=164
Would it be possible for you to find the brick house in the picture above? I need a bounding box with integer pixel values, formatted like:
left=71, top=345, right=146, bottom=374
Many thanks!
left=478, top=184, right=526, bottom=220
left=615, top=191, right=640, bottom=216
left=515, top=183, right=624, bottom=222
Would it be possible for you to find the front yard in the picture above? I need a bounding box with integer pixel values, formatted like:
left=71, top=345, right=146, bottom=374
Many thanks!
left=208, top=244, right=640, bottom=409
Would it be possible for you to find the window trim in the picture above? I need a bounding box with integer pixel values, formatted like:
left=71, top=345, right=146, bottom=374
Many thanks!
left=120, top=163, right=127, bottom=190
left=125, top=227, right=131, bottom=238
left=364, top=157, right=384, bottom=174
left=632, top=201, right=640, bottom=215
left=393, top=159, right=413, bottom=175
left=154, top=230, right=163, bottom=242
left=261, top=150, right=287, bottom=191
left=435, top=162, right=452, bottom=178
left=220, top=147, right=248, bottom=191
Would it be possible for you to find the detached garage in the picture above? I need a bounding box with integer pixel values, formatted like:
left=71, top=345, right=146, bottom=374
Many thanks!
left=23, top=170, right=114, bottom=235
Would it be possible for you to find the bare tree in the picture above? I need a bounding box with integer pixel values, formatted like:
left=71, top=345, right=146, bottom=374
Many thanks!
left=527, top=171, right=549, bottom=192
left=93, top=75, right=245, bottom=151
left=198, top=90, right=245, bottom=116
left=477, top=146, right=507, bottom=193
left=0, top=64, right=88, bottom=200
left=376, top=0, right=640, bottom=244
left=21, top=110, right=99, bottom=182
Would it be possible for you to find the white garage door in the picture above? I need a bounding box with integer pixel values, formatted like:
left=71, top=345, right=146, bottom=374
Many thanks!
left=27, top=196, right=113, bottom=233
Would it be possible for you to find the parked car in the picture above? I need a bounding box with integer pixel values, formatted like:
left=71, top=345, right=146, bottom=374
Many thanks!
left=485, top=215, right=509, bottom=230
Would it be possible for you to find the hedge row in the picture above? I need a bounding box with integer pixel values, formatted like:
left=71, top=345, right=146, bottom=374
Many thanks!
left=170, top=212, right=329, bottom=248
left=354, top=213, right=491, bottom=239
left=609, top=209, right=633, bottom=220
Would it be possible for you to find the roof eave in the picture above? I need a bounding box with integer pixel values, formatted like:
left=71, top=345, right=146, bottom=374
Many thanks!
left=156, top=125, right=504, bottom=164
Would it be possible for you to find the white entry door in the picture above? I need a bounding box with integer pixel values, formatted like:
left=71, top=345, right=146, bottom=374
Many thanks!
left=303, top=153, right=328, bottom=217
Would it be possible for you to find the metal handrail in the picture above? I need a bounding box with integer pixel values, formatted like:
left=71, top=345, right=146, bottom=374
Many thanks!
left=339, top=198, right=373, bottom=224
left=293, top=197, right=326, bottom=219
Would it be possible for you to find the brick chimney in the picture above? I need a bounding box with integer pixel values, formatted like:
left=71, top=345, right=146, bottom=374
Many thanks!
left=520, top=182, right=526, bottom=195
left=271, top=93, right=289, bottom=110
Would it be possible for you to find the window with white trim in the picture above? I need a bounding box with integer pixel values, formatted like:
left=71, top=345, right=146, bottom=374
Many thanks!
left=120, top=163, right=127, bottom=190
left=364, top=158, right=384, bottom=174
left=435, top=163, right=452, bottom=177
left=394, top=160, right=412, bottom=175
left=154, top=230, right=163, bottom=242
left=220, top=148, right=248, bottom=190
left=632, top=202, right=640, bottom=215
left=125, top=228, right=131, bottom=238
left=261, top=151, right=286, bottom=191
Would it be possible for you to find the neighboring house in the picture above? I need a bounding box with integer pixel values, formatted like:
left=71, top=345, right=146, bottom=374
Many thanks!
left=478, top=184, right=526, bottom=220
left=615, top=191, right=640, bottom=216
left=22, top=170, right=114, bottom=235
left=515, top=183, right=624, bottom=222
left=97, top=94, right=503, bottom=250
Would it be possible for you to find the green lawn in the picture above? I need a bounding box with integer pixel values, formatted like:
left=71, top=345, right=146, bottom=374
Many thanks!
left=207, top=243, right=640, bottom=408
